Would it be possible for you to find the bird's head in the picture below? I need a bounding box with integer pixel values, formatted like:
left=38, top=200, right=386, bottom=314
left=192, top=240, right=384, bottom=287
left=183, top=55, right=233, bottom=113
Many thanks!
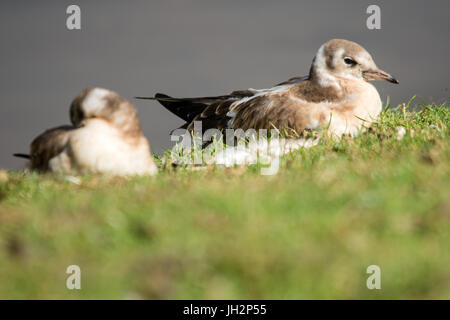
left=310, top=39, right=399, bottom=86
left=69, top=88, right=142, bottom=135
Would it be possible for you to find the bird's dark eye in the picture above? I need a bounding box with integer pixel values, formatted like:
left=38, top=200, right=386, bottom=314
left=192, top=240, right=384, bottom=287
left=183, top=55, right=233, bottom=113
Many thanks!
left=344, top=57, right=357, bottom=66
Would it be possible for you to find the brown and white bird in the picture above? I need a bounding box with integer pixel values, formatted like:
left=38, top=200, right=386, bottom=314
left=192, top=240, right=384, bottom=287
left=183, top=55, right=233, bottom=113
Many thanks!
left=137, top=39, right=398, bottom=137
left=14, top=88, right=158, bottom=176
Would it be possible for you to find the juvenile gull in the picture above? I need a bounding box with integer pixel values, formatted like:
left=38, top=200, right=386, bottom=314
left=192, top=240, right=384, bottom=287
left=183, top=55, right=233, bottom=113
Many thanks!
left=137, top=39, right=398, bottom=138
left=15, top=88, right=158, bottom=176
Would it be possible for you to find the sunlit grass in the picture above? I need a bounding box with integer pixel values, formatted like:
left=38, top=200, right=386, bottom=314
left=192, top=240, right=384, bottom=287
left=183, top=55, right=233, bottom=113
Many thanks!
left=0, top=103, right=448, bottom=299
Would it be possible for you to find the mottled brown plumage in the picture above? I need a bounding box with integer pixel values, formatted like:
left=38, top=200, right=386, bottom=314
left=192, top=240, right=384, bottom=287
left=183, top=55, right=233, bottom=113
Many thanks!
left=15, top=88, right=157, bottom=176
left=28, top=125, right=74, bottom=172
left=137, top=39, right=398, bottom=137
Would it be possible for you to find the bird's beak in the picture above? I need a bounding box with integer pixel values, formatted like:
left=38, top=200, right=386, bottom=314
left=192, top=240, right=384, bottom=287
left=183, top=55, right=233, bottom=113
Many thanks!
left=363, top=68, right=399, bottom=84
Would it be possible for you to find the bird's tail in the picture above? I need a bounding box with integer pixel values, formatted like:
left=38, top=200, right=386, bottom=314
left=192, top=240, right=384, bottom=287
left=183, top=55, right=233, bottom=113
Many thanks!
left=135, top=93, right=211, bottom=123
left=13, top=153, right=31, bottom=159
left=135, top=91, right=252, bottom=123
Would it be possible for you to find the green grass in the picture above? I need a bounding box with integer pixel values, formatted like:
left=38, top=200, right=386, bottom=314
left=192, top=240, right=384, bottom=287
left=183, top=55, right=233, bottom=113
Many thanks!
left=0, top=103, right=449, bottom=299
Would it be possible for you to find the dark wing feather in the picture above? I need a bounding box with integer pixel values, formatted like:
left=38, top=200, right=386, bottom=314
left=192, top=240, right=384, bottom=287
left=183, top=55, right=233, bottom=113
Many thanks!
left=136, top=91, right=254, bottom=132
left=13, top=153, right=31, bottom=159
left=136, top=76, right=310, bottom=133
left=142, top=93, right=206, bottom=122
left=28, top=125, right=75, bottom=171
left=187, top=99, right=236, bottom=132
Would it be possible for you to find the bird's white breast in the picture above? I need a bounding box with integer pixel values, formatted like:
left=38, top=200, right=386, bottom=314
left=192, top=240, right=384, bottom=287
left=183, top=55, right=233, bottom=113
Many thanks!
left=311, top=80, right=382, bottom=136
left=353, top=81, right=382, bottom=120
left=50, top=119, right=157, bottom=176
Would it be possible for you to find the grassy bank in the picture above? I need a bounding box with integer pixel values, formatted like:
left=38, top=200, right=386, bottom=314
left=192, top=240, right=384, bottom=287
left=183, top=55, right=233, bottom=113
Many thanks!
left=0, top=103, right=449, bottom=299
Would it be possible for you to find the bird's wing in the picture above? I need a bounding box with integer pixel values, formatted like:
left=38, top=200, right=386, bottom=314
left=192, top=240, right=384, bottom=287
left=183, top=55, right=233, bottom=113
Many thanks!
left=136, top=91, right=255, bottom=132
left=27, top=125, right=75, bottom=171
left=135, top=91, right=253, bottom=122
left=227, top=88, right=307, bottom=133
left=275, top=75, right=309, bottom=86
left=169, top=85, right=305, bottom=133
left=136, top=76, right=311, bottom=133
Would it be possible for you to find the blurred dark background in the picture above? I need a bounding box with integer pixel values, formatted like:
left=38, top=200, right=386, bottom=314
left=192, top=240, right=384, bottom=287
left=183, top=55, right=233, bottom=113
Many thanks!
left=1, top=0, right=449, bottom=169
